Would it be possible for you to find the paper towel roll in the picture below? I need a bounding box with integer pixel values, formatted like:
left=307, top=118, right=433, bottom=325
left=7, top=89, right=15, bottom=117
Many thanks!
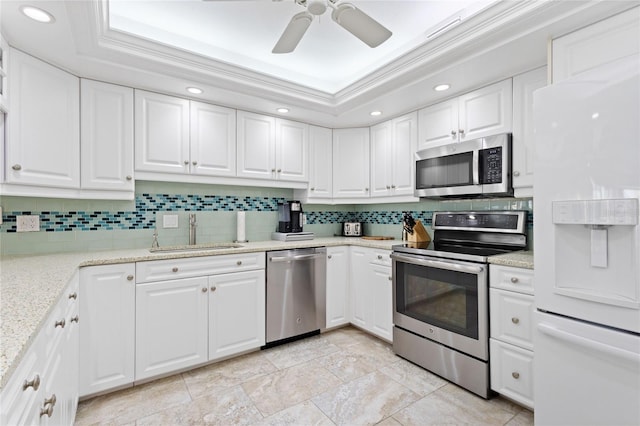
left=237, top=211, right=246, bottom=242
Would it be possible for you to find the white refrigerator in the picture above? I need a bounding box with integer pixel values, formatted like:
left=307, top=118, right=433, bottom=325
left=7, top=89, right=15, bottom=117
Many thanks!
left=533, top=54, right=640, bottom=425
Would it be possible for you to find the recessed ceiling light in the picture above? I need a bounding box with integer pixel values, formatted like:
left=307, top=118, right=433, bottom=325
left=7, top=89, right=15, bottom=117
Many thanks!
left=20, top=6, right=55, bottom=23
left=434, top=84, right=450, bottom=92
left=186, top=87, right=203, bottom=94
left=276, top=108, right=289, bottom=113
left=370, top=111, right=382, bottom=116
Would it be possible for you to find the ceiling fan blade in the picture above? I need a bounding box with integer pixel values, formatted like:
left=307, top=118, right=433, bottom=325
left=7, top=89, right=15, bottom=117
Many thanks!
left=331, top=3, right=392, bottom=48
left=272, top=11, right=313, bottom=54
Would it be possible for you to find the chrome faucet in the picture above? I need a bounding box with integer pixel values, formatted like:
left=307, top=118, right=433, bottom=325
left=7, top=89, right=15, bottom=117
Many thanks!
left=151, top=230, right=160, bottom=249
left=189, top=213, right=197, bottom=245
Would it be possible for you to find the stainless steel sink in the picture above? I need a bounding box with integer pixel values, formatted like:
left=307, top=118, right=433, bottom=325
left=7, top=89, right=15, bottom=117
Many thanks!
left=149, top=243, right=243, bottom=253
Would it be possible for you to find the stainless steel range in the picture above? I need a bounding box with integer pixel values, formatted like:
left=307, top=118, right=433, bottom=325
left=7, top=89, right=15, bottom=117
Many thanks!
left=391, top=211, right=527, bottom=398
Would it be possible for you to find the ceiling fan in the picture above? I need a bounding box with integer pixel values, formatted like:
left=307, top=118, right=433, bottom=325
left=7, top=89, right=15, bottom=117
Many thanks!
left=204, top=0, right=392, bottom=54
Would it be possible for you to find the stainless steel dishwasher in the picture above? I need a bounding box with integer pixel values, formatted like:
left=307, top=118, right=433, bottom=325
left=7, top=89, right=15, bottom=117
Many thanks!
left=265, top=247, right=326, bottom=345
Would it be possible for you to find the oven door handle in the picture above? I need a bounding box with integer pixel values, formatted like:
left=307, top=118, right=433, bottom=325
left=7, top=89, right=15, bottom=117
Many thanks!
left=390, top=253, right=484, bottom=274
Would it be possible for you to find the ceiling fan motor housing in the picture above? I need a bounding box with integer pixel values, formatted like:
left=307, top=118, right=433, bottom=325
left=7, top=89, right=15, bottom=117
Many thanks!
left=307, top=0, right=327, bottom=15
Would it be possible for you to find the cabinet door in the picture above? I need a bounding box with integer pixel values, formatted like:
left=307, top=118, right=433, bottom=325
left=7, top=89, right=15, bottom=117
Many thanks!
left=236, top=111, right=276, bottom=180
left=6, top=49, right=80, bottom=188
left=208, top=269, right=265, bottom=360
left=190, top=101, right=236, bottom=177
left=349, top=247, right=369, bottom=328
left=370, top=264, right=393, bottom=342
left=332, top=128, right=370, bottom=198
left=391, top=112, right=418, bottom=196
left=458, top=79, right=512, bottom=141
left=490, top=339, right=534, bottom=409
left=134, top=90, right=190, bottom=174
left=417, top=98, right=458, bottom=150
left=80, top=80, right=134, bottom=191
left=370, top=121, right=392, bottom=197
left=79, top=263, right=136, bottom=396
left=135, top=277, right=208, bottom=381
left=512, top=67, right=546, bottom=195
left=79, top=264, right=135, bottom=397
left=308, top=125, right=332, bottom=197
left=326, top=246, right=350, bottom=328
left=276, top=119, right=308, bottom=182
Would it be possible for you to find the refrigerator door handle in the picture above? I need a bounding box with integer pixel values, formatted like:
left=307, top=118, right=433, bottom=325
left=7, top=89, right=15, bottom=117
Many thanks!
left=538, top=323, right=640, bottom=366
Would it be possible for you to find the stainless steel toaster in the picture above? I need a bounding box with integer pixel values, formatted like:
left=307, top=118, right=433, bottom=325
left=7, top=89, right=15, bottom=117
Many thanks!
left=343, top=222, right=362, bottom=237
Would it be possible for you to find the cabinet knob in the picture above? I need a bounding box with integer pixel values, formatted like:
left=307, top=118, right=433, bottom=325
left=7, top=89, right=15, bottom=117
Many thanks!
left=44, top=394, right=57, bottom=406
left=510, top=277, right=519, bottom=283
left=210, top=286, right=217, bottom=292
left=450, top=130, right=457, bottom=138
left=377, top=255, right=383, bottom=260
left=271, top=168, right=276, bottom=173
left=386, top=185, right=390, bottom=189
left=391, top=185, right=396, bottom=189
left=459, top=129, right=465, bottom=136
left=512, top=372, right=520, bottom=379
left=310, top=187, right=315, bottom=191
left=184, top=160, right=189, bottom=165
left=388, top=276, right=392, bottom=281
left=68, top=292, right=77, bottom=300
left=513, top=171, right=520, bottom=177
left=172, top=267, right=179, bottom=273
left=202, top=287, right=208, bottom=293
left=126, top=175, right=133, bottom=181
left=327, top=255, right=332, bottom=259
left=192, top=161, right=198, bottom=166
left=12, top=164, right=22, bottom=171
left=23, top=374, right=40, bottom=391
left=71, top=315, right=79, bottom=323
left=511, top=317, right=520, bottom=324
left=365, top=188, right=369, bottom=192
left=277, top=169, right=282, bottom=173
left=127, top=275, right=134, bottom=281
left=54, top=319, right=66, bottom=329
left=236, top=260, right=242, bottom=266
left=40, top=404, right=54, bottom=418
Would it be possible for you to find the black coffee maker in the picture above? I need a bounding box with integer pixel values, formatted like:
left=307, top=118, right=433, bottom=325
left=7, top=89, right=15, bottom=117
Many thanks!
left=277, top=201, right=303, bottom=233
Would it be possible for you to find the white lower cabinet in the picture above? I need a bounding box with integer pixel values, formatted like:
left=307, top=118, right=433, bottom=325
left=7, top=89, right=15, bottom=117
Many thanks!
left=325, top=246, right=350, bottom=328
left=1, top=275, right=79, bottom=425
left=135, top=276, right=209, bottom=380
left=349, top=247, right=392, bottom=342
left=79, top=264, right=135, bottom=397
left=489, top=264, right=535, bottom=409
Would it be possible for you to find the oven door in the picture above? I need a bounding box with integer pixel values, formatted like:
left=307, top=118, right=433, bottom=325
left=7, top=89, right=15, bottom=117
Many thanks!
left=391, top=252, right=489, bottom=360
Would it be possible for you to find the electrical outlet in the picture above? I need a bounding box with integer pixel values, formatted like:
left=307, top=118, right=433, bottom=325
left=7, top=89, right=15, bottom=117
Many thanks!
left=17, top=215, right=40, bottom=232
left=163, top=214, right=179, bottom=229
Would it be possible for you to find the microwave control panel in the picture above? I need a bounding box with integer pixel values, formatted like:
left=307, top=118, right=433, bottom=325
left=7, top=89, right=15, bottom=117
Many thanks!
left=479, top=147, right=503, bottom=184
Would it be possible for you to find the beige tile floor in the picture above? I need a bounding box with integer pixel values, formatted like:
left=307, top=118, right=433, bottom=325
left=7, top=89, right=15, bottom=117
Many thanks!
left=75, top=326, right=534, bottom=426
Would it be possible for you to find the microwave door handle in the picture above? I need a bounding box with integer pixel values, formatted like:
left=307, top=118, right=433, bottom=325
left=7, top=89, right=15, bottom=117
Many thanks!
left=390, top=253, right=484, bottom=274
left=472, top=149, right=480, bottom=185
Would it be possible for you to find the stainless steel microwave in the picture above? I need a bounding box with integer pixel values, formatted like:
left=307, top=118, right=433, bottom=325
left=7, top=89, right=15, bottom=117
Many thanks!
left=414, top=133, right=512, bottom=198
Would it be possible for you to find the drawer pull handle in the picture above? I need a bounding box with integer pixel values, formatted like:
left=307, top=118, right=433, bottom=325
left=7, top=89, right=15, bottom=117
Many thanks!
left=327, top=255, right=332, bottom=259
left=202, top=287, right=208, bottom=293
left=236, top=260, right=242, bottom=266
left=127, top=275, right=134, bottom=281
left=12, top=164, right=22, bottom=171
left=23, top=374, right=40, bottom=391
left=510, top=277, right=519, bottom=283
left=40, top=404, right=54, bottom=418
left=126, top=175, right=133, bottom=181
left=44, top=394, right=57, bottom=406
left=377, top=255, right=383, bottom=260
left=211, top=286, right=217, bottom=292
left=55, top=319, right=66, bottom=328
left=512, top=372, right=520, bottom=379
left=172, top=267, right=179, bottom=273
left=68, top=292, right=77, bottom=300
left=71, top=315, right=79, bottom=323
left=511, top=317, right=520, bottom=324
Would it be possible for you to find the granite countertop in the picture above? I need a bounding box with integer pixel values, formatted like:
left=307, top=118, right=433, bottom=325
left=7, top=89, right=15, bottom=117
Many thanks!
left=488, top=250, right=534, bottom=269
left=0, top=237, right=398, bottom=389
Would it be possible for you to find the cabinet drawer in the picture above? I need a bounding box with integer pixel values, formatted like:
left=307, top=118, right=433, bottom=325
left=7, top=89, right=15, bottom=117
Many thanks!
left=136, top=252, right=265, bottom=283
left=490, top=289, right=535, bottom=350
left=489, top=264, right=534, bottom=294
left=0, top=349, right=42, bottom=425
left=368, top=249, right=391, bottom=267
left=490, top=339, right=534, bottom=409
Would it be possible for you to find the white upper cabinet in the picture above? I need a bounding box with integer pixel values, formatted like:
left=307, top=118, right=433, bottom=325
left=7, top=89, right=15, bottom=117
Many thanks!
left=5, top=49, right=80, bottom=188
left=190, top=101, right=236, bottom=177
left=418, top=79, right=513, bottom=150
left=552, top=7, right=640, bottom=83
left=237, top=111, right=308, bottom=182
left=81, top=79, right=134, bottom=192
left=134, top=89, right=190, bottom=174
left=333, top=128, right=370, bottom=198
left=307, top=125, right=333, bottom=199
left=0, top=34, right=8, bottom=112
left=512, top=67, right=547, bottom=197
left=371, top=112, right=418, bottom=198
